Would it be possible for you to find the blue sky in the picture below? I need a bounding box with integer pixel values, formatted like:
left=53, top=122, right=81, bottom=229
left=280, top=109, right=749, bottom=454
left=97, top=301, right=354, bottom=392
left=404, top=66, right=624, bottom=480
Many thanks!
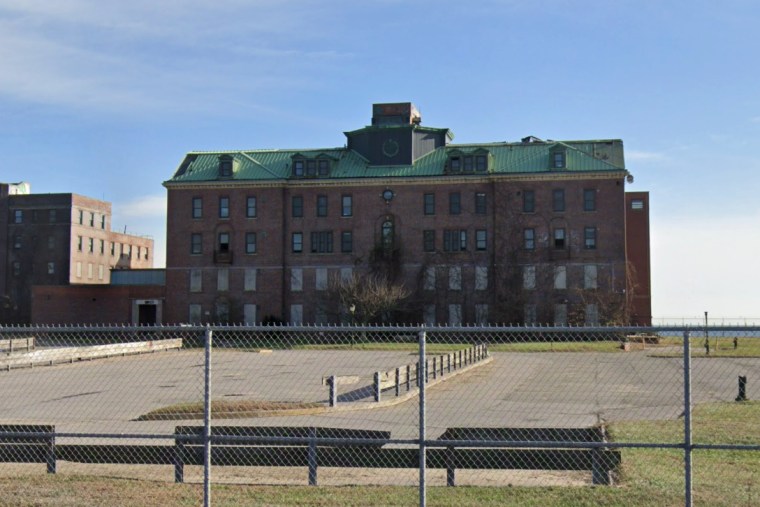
left=1, top=0, right=758, bottom=321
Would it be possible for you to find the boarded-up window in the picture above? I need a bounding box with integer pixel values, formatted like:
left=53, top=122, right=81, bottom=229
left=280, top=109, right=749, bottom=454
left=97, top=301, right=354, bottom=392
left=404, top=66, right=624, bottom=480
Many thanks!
left=554, top=304, right=568, bottom=326
left=291, top=268, right=303, bottom=291
left=523, top=265, right=536, bottom=290
left=585, top=304, right=599, bottom=326
left=189, top=304, right=202, bottom=324
left=475, top=266, right=488, bottom=291
left=243, top=304, right=257, bottom=324
left=290, top=304, right=303, bottom=324
left=316, top=268, right=328, bottom=291
left=554, top=266, right=567, bottom=289
left=524, top=304, right=537, bottom=325
left=315, top=305, right=328, bottom=325
left=244, top=268, right=257, bottom=291
left=475, top=304, right=489, bottom=325
left=424, top=305, right=436, bottom=325
left=449, top=266, right=462, bottom=290
left=448, top=304, right=462, bottom=326
left=217, top=268, right=229, bottom=291
left=190, top=269, right=202, bottom=292
left=216, top=300, right=229, bottom=323
left=424, top=267, right=436, bottom=291
left=584, top=265, right=598, bottom=289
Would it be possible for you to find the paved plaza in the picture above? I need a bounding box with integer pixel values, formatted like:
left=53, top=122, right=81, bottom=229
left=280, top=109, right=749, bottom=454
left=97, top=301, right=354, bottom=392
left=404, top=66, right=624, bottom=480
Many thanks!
left=1, top=348, right=757, bottom=441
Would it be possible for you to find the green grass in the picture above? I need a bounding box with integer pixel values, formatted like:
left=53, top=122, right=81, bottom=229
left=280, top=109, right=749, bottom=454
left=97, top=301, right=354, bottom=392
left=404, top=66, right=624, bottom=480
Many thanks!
left=4, top=402, right=759, bottom=505
left=290, top=336, right=760, bottom=356
left=650, top=336, right=760, bottom=358
left=137, top=400, right=325, bottom=421
left=291, top=341, right=626, bottom=353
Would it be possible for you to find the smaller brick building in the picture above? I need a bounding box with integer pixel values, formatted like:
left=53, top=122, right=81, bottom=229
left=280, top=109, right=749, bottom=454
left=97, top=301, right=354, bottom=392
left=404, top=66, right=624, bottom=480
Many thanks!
left=1, top=183, right=154, bottom=324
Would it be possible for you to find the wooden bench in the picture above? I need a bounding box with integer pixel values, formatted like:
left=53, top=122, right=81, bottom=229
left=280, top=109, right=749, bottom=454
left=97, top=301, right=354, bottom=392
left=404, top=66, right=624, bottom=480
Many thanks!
left=436, top=427, right=620, bottom=486
left=0, top=424, right=56, bottom=473
left=174, top=426, right=390, bottom=485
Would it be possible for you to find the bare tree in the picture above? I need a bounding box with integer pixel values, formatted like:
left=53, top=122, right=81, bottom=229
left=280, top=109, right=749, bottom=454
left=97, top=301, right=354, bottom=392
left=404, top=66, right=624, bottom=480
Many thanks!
left=565, top=261, right=637, bottom=326
left=327, top=272, right=411, bottom=325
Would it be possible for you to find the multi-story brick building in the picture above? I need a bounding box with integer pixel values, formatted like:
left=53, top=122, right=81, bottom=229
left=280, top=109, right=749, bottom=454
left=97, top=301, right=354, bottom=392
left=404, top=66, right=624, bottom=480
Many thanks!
left=1, top=183, right=154, bottom=324
left=163, top=103, right=651, bottom=326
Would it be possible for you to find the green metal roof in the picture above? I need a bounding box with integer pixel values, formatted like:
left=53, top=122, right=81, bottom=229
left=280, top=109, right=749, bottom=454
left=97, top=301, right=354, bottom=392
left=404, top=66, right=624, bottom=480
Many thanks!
left=164, top=139, right=626, bottom=185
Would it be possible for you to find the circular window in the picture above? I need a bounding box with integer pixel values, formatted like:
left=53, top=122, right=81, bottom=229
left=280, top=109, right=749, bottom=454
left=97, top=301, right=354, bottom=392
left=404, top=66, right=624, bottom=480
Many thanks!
left=382, top=138, right=400, bottom=158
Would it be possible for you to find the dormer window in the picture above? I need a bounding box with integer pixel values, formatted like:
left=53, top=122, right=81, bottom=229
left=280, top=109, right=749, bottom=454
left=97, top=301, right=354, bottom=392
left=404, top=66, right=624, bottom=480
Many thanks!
left=293, top=159, right=305, bottom=176
left=551, top=150, right=566, bottom=169
left=447, top=149, right=489, bottom=174
left=219, top=155, right=233, bottom=178
left=292, top=155, right=332, bottom=178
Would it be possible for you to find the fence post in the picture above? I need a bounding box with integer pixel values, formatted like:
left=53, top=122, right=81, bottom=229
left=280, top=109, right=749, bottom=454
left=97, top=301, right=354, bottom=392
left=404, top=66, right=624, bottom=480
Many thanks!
left=46, top=429, right=56, bottom=474
left=174, top=433, right=185, bottom=483
left=308, top=426, right=318, bottom=486
left=329, top=375, right=337, bottom=407
left=419, top=328, right=427, bottom=507
left=432, top=357, right=437, bottom=380
left=406, top=364, right=411, bottom=391
left=736, top=376, right=748, bottom=402
left=446, top=445, right=455, bottom=487
left=591, top=426, right=609, bottom=485
left=374, top=371, right=381, bottom=402
left=683, top=330, right=693, bottom=507
left=203, top=327, right=212, bottom=507
left=395, top=367, right=400, bottom=397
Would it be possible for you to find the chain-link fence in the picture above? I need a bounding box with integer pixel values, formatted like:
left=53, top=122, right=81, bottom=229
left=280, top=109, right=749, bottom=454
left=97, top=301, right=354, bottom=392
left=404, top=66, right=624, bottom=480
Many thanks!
left=1, top=324, right=759, bottom=506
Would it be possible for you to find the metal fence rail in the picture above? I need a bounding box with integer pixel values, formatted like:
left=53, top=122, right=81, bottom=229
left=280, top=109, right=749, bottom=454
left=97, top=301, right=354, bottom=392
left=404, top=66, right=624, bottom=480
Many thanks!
left=1, top=324, right=759, bottom=506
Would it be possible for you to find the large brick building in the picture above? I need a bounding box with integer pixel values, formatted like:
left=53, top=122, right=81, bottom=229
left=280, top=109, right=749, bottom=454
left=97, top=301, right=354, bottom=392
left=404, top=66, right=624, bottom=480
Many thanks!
left=163, top=103, right=651, bottom=326
left=1, top=183, right=155, bottom=324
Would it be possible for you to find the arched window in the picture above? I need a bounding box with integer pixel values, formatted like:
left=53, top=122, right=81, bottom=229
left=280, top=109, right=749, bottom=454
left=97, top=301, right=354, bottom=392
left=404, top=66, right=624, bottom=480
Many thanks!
left=381, top=219, right=394, bottom=252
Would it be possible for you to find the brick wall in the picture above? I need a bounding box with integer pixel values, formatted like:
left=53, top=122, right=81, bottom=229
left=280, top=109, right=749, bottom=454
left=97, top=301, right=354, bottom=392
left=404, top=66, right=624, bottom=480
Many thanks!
left=165, top=174, right=631, bottom=325
left=31, top=285, right=165, bottom=325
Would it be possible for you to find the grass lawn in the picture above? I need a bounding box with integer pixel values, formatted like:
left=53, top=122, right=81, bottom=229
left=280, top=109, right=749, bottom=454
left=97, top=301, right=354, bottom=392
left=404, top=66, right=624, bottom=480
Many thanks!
left=2, top=402, right=758, bottom=506
left=296, top=336, right=760, bottom=356
left=651, top=336, right=760, bottom=358
left=292, top=340, right=626, bottom=353
left=137, top=400, right=325, bottom=421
